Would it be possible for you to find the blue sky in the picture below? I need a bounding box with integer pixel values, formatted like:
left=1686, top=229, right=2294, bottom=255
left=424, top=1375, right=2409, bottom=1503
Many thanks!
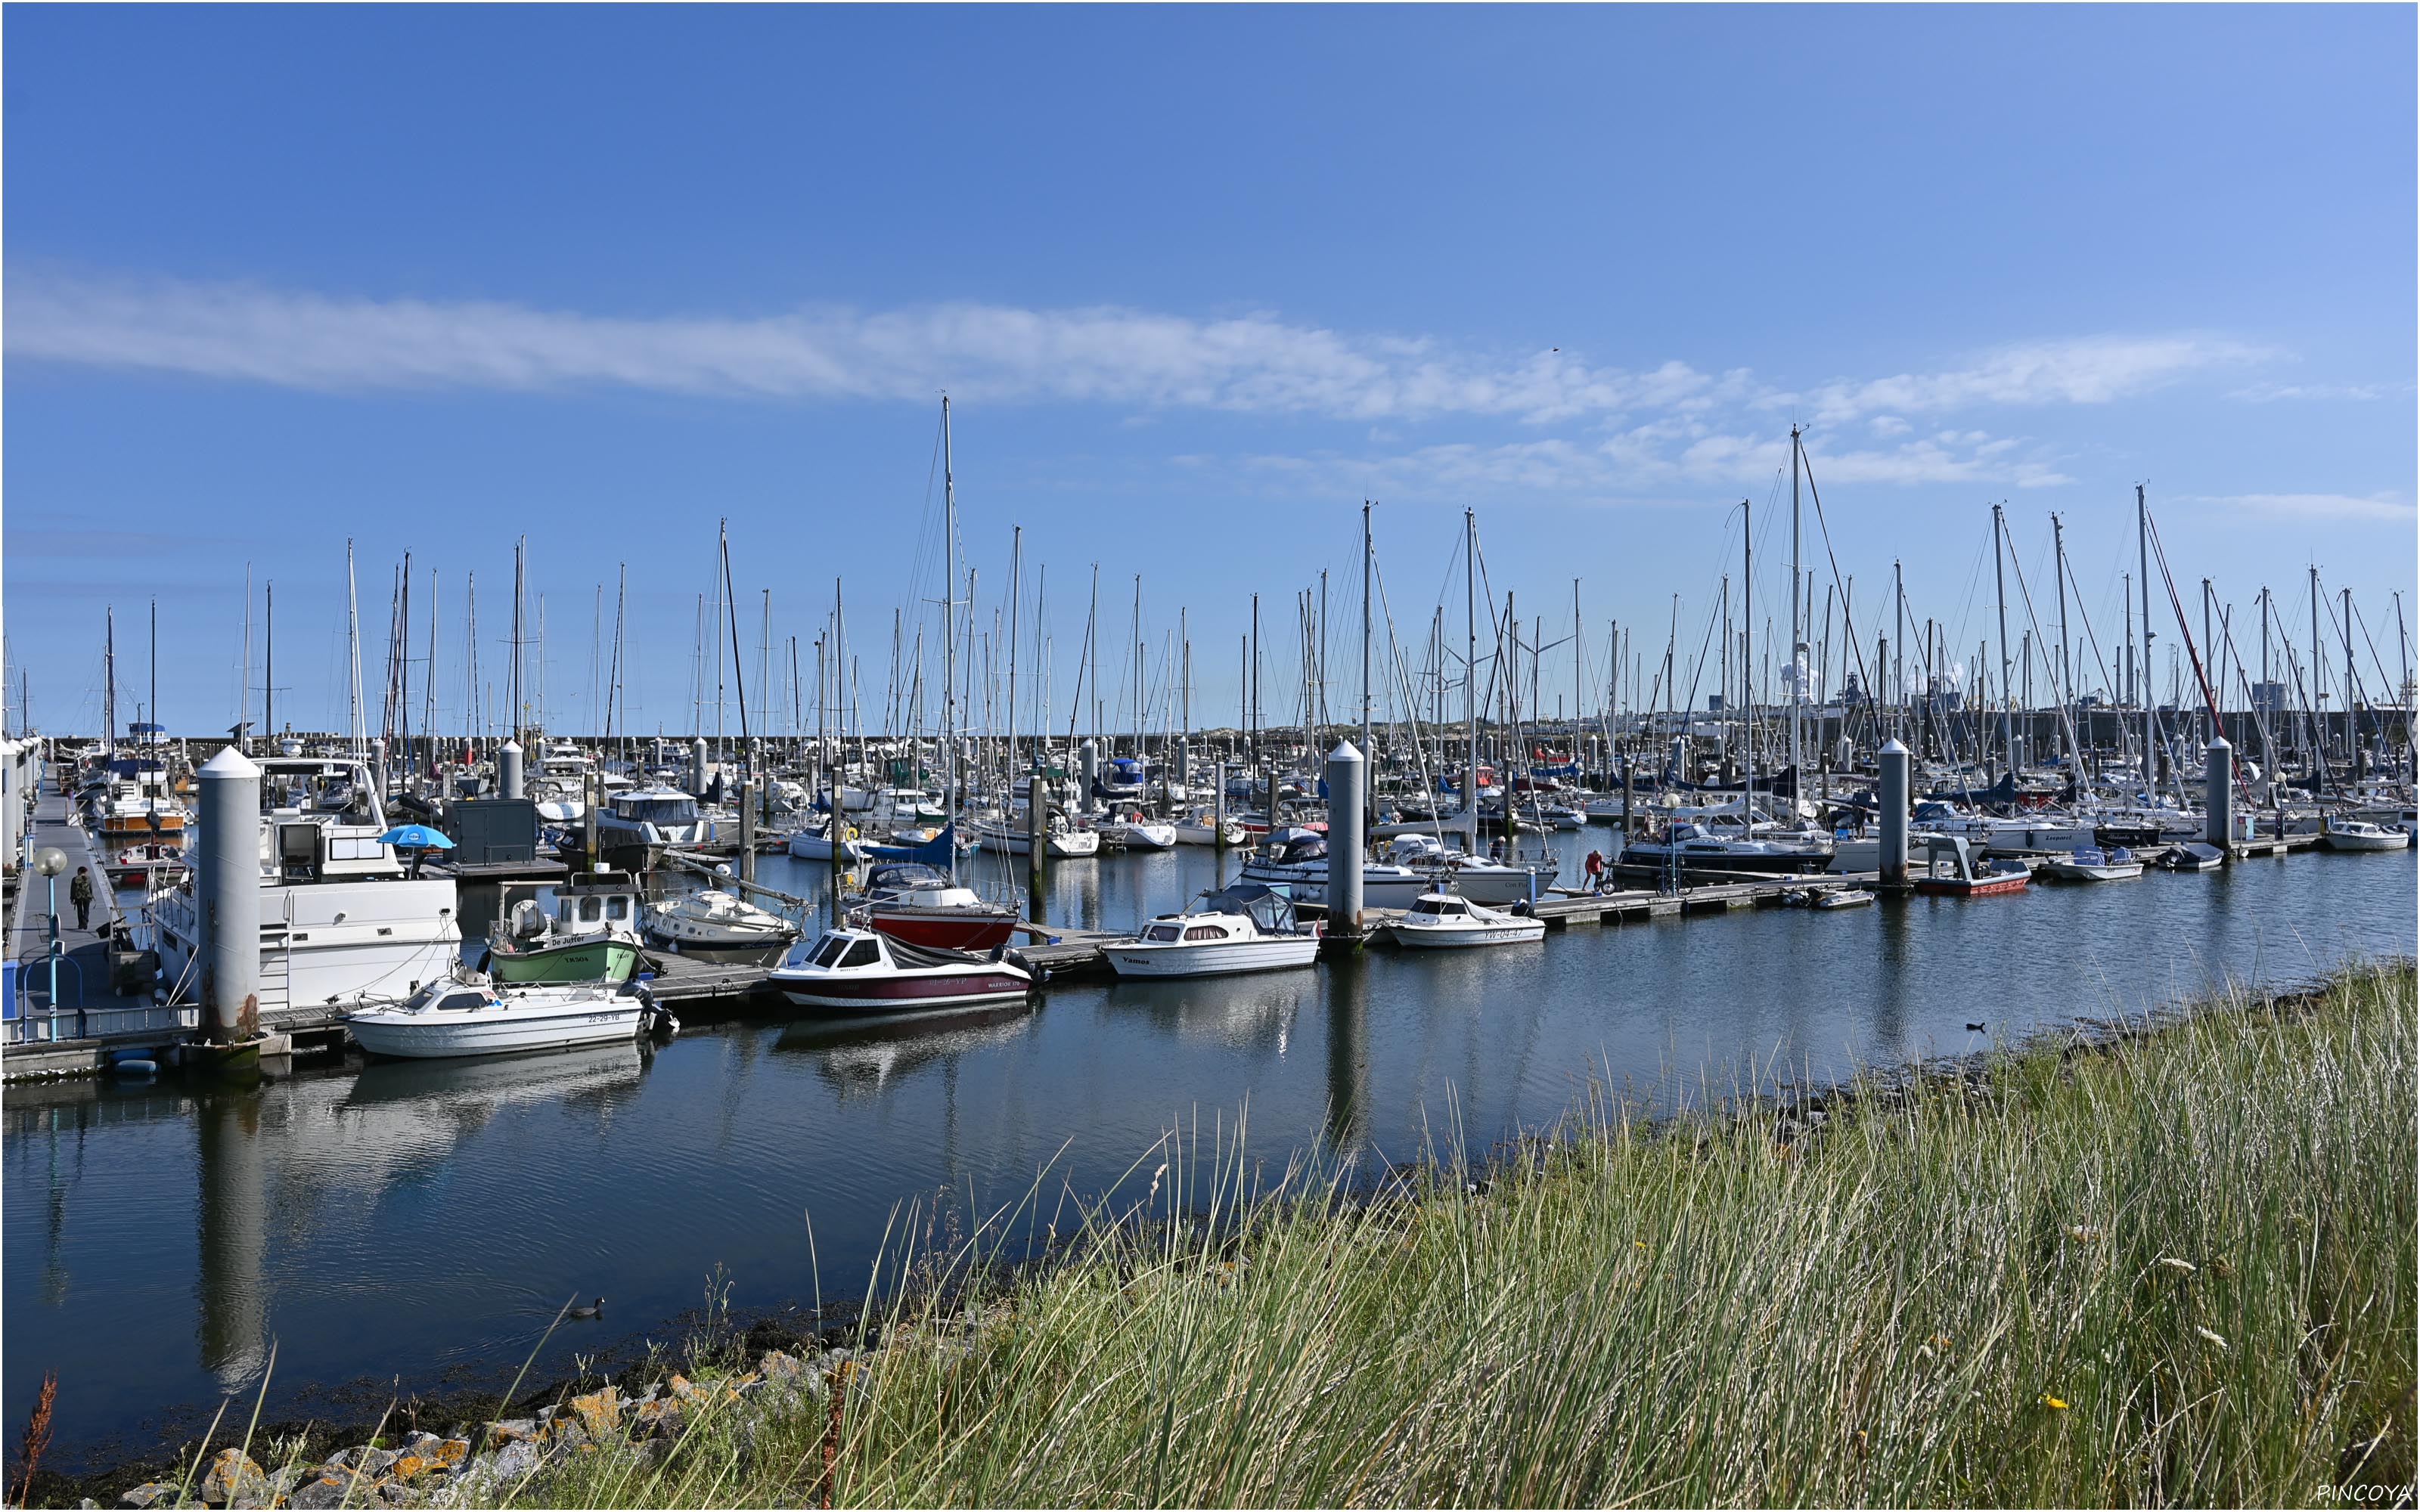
left=5, top=5, right=2414, bottom=738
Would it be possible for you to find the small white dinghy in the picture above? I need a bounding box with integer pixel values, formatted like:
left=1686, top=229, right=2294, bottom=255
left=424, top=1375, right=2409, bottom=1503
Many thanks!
left=1382, top=890, right=1546, bottom=948
left=1104, top=882, right=1323, bottom=978
left=348, top=972, right=658, bottom=1060
left=2042, top=845, right=2145, bottom=881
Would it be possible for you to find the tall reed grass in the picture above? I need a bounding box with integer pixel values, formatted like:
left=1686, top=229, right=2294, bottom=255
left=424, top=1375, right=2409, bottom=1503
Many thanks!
left=532, top=963, right=2416, bottom=1507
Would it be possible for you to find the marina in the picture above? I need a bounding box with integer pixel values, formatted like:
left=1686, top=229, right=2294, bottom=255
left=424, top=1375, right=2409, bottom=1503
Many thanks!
left=2, top=8, right=2413, bottom=1497
left=3, top=476, right=2415, bottom=1479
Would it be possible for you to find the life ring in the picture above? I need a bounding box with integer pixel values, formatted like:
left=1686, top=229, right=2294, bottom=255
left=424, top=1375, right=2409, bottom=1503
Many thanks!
left=842, top=825, right=860, bottom=841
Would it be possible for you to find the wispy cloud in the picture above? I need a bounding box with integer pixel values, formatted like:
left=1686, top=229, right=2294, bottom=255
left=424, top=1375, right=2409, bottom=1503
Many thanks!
left=1780, top=336, right=2268, bottom=426
left=7, top=271, right=2267, bottom=438
left=2224, top=380, right=2407, bottom=403
left=2188, top=491, right=2415, bottom=524
left=1226, top=426, right=2071, bottom=502
left=5, top=270, right=1739, bottom=424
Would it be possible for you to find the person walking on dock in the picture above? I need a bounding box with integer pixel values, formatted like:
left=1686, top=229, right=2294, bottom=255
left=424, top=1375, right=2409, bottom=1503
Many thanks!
left=69, top=864, right=95, bottom=931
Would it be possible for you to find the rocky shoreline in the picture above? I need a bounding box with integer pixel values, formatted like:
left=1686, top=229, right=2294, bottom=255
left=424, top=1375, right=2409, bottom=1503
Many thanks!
left=83, top=1343, right=861, bottom=1510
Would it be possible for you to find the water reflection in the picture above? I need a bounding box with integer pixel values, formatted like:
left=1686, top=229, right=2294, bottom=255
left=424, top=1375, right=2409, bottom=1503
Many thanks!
left=1323, top=956, right=1369, bottom=1148
left=194, top=1090, right=267, bottom=1388
left=1098, top=974, right=1308, bottom=1052
left=774, top=1004, right=1038, bottom=1097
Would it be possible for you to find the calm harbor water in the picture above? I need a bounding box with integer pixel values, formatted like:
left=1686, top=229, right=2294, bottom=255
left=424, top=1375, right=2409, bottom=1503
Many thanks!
left=5, top=834, right=2412, bottom=1470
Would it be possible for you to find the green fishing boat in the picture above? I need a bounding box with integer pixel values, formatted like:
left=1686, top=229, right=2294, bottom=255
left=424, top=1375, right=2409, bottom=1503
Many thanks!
left=488, top=871, right=645, bottom=984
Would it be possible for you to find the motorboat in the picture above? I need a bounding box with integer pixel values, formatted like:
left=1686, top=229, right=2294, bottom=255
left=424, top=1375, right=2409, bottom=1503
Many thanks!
left=786, top=816, right=870, bottom=864
left=1618, top=820, right=1835, bottom=876
left=1103, top=882, right=1323, bottom=978
left=2040, top=846, right=2145, bottom=882
left=105, top=838, right=185, bottom=892
left=1097, top=813, right=1178, bottom=851
left=594, top=787, right=718, bottom=871
left=1239, top=829, right=1432, bottom=909
left=1779, top=886, right=1875, bottom=909
left=768, top=927, right=1033, bottom=1014
left=1171, top=806, right=1245, bottom=847
left=642, top=887, right=801, bottom=956
left=1376, top=832, right=1559, bottom=906
left=487, top=871, right=644, bottom=982
left=1381, top=891, right=1546, bottom=949
left=346, top=972, right=659, bottom=1059
left=847, top=861, right=1021, bottom=951
left=2156, top=842, right=2226, bottom=872
left=2322, top=820, right=2409, bottom=852
left=1912, top=835, right=2030, bottom=897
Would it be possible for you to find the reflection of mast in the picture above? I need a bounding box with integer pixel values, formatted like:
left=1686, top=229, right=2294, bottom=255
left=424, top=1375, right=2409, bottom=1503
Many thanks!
left=1323, top=959, right=1369, bottom=1149
left=196, top=1090, right=269, bottom=1390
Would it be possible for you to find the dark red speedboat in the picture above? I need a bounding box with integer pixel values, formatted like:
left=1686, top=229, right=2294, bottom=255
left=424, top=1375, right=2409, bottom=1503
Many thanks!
left=768, top=927, right=1032, bottom=1015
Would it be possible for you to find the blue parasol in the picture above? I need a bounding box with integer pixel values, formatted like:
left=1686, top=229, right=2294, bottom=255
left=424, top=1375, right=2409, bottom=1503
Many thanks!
left=377, top=823, right=456, bottom=850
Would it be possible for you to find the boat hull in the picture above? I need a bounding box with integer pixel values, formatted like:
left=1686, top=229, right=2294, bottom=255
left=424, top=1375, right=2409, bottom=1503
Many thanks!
left=2322, top=830, right=2407, bottom=852
left=1913, top=873, right=2029, bottom=896
left=1383, top=919, right=1546, bottom=948
left=864, top=908, right=1020, bottom=952
left=489, top=935, right=641, bottom=984
left=1103, top=936, right=1321, bottom=978
left=771, top=971, right=1032, bottom=1012
left=348, top=1002, right=642, bottom=1059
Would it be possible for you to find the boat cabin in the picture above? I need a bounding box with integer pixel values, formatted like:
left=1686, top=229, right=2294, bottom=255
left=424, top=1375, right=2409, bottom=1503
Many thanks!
left=610, top=789, right=703, bottom=827
left=1403, top=893, right=1476, bottom=921
left=514, top=870, right=639, bottom=940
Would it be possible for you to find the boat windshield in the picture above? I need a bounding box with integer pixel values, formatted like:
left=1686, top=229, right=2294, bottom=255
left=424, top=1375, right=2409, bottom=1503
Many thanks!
left=805, top=934, right=851, bottom=968
left=867, top=863, right=949, bottom=891
left=616, top=795, right=700, bottom=825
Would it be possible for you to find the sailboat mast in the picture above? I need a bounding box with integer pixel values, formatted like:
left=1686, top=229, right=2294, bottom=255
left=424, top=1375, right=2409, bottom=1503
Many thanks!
left=347, top=538, right=365, bottom=757
left=240, top=564, right=253, bottom=754
left=1360, top=501, right=1374, bottom=826
left=104, top=606, right=116, bottom=757
left=1743, top=498, right=1754, bottom=821
left=2137, top=486, right=2158, bottom=792
left=941, top=397, right=958, bottom=878
left=1789, top=426, right=1803, bottom=781
left=1007, top=525, right=1022, bottom=785
left=1993, top=503, right=2015, bottom=782
left=1464, top=508, right=1478, bottom=841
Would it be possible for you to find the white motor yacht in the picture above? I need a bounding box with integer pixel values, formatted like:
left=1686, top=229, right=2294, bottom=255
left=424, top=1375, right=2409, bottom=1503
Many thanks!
left=1382, top=891, right=1546, bottom=949
left=594, top=786, right=718, bottom=870
left=1104, top=883, right=1323, bottom=978
left=154, top=754, right=461, bottom=1014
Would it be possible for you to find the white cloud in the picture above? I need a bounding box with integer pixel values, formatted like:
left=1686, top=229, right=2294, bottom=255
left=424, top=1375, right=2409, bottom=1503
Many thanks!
left=7, top=271, right=2269, bottom=440
left=5, top=270, right=1738, bottom=426
left=1781, top=336, right=2266, bottom=426
left=2225, top=380, right=2405, bottom=403
left=2188, top=491, right=2415, bottom=523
